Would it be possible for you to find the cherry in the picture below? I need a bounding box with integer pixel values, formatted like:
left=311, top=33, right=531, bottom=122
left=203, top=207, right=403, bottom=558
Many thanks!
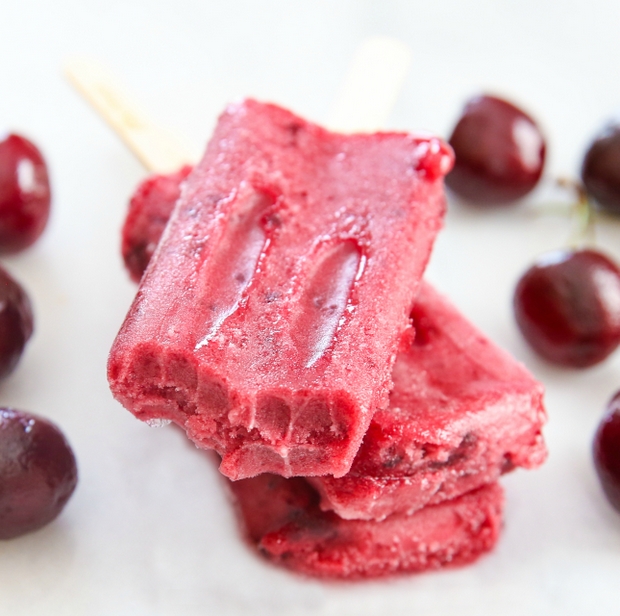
left=0, top=133, right=51, bottom=253
left=0, top=408, right=77, bottom=539
left=0, top=266, right=33, bottom=379
left=121, top=165, right=192, bottom=282
left=581, top=122, right=620, bottom=215
left=446, top=95, right=546, bottom=205
left=593, top=391, right=620, bottom=513
left=513, top=249, right=620, bottom=367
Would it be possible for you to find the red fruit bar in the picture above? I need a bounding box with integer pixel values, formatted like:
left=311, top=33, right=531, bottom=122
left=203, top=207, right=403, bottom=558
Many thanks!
left=118, top=179, right=545, bottom=518
left=309, top=282, right=546, bottom=521
left=229, top=473, right=503, bottom=579
left=122, top=165, right=193, bottom=282
left=108, top=99, right=452, bottom=480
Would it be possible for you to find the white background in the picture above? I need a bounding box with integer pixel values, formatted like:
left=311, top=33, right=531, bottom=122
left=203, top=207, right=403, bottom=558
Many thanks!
left=1, top=1, right=620, bottom=614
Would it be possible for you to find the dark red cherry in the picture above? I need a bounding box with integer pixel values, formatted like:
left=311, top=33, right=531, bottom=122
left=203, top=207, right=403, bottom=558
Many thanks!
left=593, top=391, right=620, bottom=513
left=514, top=249, right=620, bottom=367
left=0, top=267, right=33, bottom=379
left=121, top=165, right=192, bottom=282
left=0, top=408, right=77, bottom=539
left=446, top=95, right=546, bottom=205
left=0, top=133, right=51, bottom=253
left=581, top=122, right=620, bottom=215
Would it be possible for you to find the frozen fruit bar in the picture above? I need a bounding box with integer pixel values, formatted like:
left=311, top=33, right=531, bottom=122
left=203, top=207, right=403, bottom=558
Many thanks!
left=309, top=282, right=546, bottom=521
left=229, top=473, right=503, bottom=579
left=108, top=99, right=452, bottom=480
left=117, top=184, right=545, bottom=516
left=122, top=165, right=193, bottom=282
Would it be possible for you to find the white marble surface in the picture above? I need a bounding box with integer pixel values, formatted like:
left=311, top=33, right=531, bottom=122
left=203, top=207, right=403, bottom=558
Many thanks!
left=1, top=1, right=620, bottom=614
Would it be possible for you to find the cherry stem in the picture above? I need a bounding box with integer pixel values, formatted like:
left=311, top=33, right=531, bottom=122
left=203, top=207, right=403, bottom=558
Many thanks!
left=557, top=177, right=596, bottom=248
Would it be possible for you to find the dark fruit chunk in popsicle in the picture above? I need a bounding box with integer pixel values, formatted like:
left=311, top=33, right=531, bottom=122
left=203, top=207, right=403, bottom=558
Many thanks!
left=581, top=122, right=620, bottom=215
left=513, top=249, right=620, bottom=367
left=122, top=165, right=193, bottom=282
left=0, top=134, right=51, bottom=253
left=593, top=391, right=620, bottom=513
left=446, top=95, right=545, bottom=204
left=0, top=266, right=34, bottom=379
left=0, top=408, right=78, bottom=539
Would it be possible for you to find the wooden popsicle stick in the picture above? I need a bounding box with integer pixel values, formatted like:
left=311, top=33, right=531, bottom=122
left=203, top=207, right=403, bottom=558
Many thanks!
left=326, top=37, right=412, bottom=133
left=64, top=58, right=193, bottom=173
left=65, top=37, right=411, bottom=171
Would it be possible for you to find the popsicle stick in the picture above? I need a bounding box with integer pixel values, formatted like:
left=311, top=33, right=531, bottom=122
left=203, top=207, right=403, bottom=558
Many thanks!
left=65, top=37, right=411, bottom=171
left=325, top=37, right=412, bottom=133
left=64, top=58, right=193, bottom=173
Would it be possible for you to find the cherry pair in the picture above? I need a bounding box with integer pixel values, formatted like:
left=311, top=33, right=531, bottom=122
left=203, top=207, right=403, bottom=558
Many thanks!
left=447, top=95, right=620, bottom=370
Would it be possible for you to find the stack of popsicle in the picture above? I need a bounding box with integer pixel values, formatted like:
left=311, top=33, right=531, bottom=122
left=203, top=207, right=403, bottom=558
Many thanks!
left=109, top=99, right=546, bottom=579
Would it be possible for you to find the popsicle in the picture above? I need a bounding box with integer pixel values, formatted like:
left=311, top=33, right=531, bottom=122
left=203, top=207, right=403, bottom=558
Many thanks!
left=122, top=165, right=193, bottom=282
left=309, top=282, right=546, bottom=520
left=228, top=472, right=503, bottom=579
left=108, top=98, right=453, bottom=480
